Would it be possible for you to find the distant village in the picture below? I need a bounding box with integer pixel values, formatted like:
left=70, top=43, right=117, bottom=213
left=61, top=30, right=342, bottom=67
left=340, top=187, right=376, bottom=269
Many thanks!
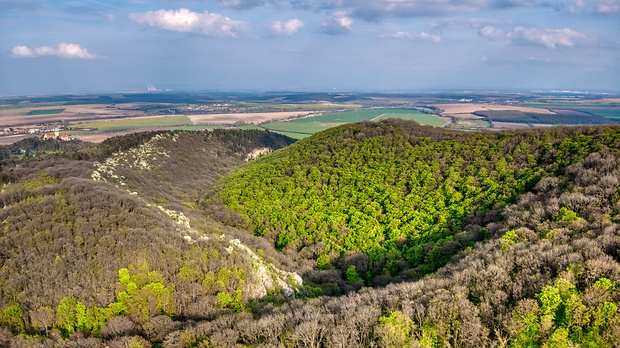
left=1, top=126, right=75, bottom=141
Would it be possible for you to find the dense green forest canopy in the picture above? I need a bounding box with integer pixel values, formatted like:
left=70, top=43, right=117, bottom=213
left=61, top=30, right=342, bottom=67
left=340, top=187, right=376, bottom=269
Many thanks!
left=215, top=119, right=620, bottom=284
left=0, top=123, right=618, bottom=347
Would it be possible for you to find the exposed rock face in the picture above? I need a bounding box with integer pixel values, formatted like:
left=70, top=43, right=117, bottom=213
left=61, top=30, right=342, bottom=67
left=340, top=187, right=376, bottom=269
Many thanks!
left=91, top=133, right=172, bottom=185
left=245, top=147, right=272, bottom=161
left=226, top=238, right=303, bottom=298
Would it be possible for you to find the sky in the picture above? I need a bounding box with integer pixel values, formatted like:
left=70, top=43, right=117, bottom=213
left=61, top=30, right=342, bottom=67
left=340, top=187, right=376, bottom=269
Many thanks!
left=1, top=0, right=619, bottom=96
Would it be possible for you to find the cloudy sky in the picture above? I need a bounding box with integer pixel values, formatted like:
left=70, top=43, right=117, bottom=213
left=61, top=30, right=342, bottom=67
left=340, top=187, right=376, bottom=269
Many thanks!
left=1, top=0, right=619, bottom=96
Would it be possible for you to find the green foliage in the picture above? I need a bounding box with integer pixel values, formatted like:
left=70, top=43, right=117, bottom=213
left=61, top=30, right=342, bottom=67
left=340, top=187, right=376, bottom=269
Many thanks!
left=218, top=120, right=620, bottom=281
left=554, top=207, right=579, bottom=222
left=510, top=300, right=541, bottom=348
left=316, top=254, right=332, bottom=270
left=21, top=173, right=60, bottom=191
left=501, top=229, right=520, bottom=249
left=217, top=289, right=244, bottom=312
left=41, top=265, right=174, bottom=338
left=346, top=265, right=363, bottom=284
left=536, top=285, right=562, bottom=315
left=0, top=304, right=25, bottom=334
left=56, top=296, right=78, bottom=337
left=594, top=277, right=613, bottom=291
left=377, top=310, right=413, bottom=348
left=113, top=264, right=175, bottom=323
left=510, top=276, right=620, bottom=347
left=119, top=268, right=131, bottom=285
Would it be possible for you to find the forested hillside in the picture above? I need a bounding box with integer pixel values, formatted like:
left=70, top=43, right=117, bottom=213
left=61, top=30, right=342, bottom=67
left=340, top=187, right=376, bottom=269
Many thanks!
left=0, top=130, right=301, bottom=346
left=0, top=123, right=619, bottom=347
left=163, top=152, right=620, bottom=347
left=215, top=119, right=620, bottom=286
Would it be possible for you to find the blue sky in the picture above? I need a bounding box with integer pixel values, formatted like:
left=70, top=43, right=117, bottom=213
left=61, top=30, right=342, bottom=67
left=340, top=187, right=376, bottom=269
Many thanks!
left=1, top=0, right=619, bottom=96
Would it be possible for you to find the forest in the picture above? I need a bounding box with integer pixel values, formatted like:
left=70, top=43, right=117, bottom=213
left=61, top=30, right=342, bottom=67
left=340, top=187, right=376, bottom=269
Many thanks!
left=0, top=121, right=618, bottom=347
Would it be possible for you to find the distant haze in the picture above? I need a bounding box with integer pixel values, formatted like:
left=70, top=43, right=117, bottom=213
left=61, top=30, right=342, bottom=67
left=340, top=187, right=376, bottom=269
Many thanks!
left=1, top=0, right=619, bottom=96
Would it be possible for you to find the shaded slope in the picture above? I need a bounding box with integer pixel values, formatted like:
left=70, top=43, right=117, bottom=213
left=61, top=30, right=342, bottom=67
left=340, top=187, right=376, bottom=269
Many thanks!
left=215, top=119, right=620, bottom=284
left=91, top=130, right=294, bottom=224
left=0, top=129, right=300, bottom=341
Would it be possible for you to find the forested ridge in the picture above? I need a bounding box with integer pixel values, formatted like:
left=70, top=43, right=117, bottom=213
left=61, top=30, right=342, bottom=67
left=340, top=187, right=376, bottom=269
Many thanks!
left=215, top=119, right=620, bottom=285
left=0, top=130, right=302, bottom=346
left=0, top=122, right=619, bottom=347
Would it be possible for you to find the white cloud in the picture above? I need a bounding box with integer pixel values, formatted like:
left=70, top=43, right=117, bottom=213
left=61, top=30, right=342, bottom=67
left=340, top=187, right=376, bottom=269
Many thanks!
left=478, top=26, right=504, bottom=40
left=11, top=45, right=35, bottom=57
left=556, top=0, right=620, bottom=14
left=129, top=8, right=248, bottom=38
left=380, top=31, right=441, bottom=43
left=321, top=11, right=353, bottom=35
left=418, top=32, right=442, bottom=43
left=11, top=43, right=101, bottom=59
left=593, top=0, right=620, bottom=13
left=508, top=26, right=590, bottom=48
left=271, top=19, right=305, bottom=35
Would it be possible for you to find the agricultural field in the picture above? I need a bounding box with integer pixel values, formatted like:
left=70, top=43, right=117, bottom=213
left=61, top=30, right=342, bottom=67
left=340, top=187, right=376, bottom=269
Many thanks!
left=172, top=125, right=227, bottom=131
left=435, top=103, right=555, bottom=115
left=71, top=116, right=192, bottom=132
left=557, top=108, right=620, bottom=119
left=0, top=103, right=144, bottom=127
left=188, top=111, right=314, bottom=125
left=260, top=109, right=446, bottom=138
left=235, top=124, right=264, bottom=130
left=1, top=91, right=618, bottom=144
left=522, top=100, right=620, bottom=119
left=236, top=101, right=361, bottom=111
left=26, top=108, right=65, bottom=116
left=446, top=118, right=492, bottom=130
left=473, top=109, right=612, bottom=125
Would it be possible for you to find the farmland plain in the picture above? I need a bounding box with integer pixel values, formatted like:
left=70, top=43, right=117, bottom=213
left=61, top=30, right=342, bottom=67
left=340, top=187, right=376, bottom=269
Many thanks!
left=259, top=109, right=447, bottom=138
left=71, top=116, right=193, bottom=132
left=1, top=91, right=618, bottom=144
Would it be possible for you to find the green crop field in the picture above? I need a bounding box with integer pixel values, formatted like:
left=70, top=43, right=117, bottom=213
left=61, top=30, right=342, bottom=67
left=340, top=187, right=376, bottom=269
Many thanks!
left=234, top=124, right=265, bottom=130
left=259, top=109, right=446, bottom=138
left=72, top=116, right=192, bottom=132
left=26, top=108, right=65, bottom=116
left=173, top=125, right=226, bottom=131
left=447, top=119, right=492, bottom=130
left=571, top=109, right=620, bottom=119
